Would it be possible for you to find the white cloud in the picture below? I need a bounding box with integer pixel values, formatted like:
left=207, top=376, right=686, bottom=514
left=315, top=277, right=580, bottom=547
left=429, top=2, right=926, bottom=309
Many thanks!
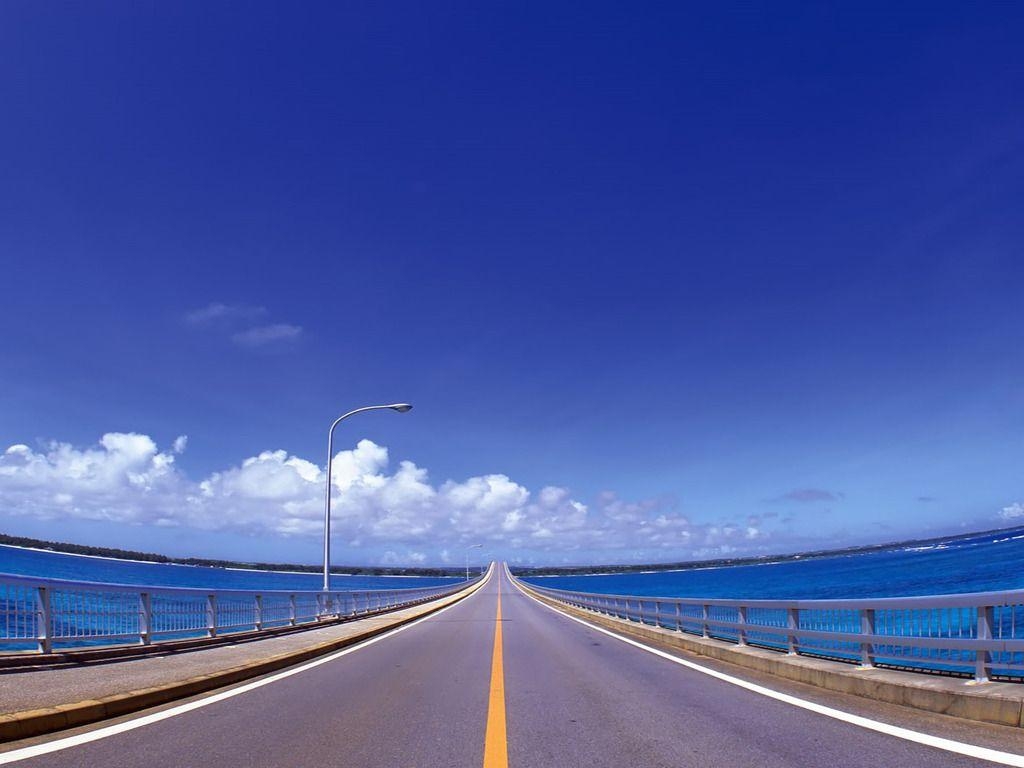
left=184, top=303, right=267, bottom=325
left=0, top=431, right=804, bottom=564
left=184, top=303, right=301, bottom=349
left=0, top=433, right=181, bottom=524
left=231, top=323, right=303, bottom=347
left=1000, top=502, right=1024, bottom=521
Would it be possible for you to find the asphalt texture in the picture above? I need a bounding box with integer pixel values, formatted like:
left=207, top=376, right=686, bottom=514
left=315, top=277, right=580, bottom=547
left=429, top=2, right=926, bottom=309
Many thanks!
left=4, top=566, right=1024, bottom=767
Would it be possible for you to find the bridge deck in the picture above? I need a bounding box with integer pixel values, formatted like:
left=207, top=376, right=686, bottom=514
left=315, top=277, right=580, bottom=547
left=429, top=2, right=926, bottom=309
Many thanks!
left=2, top=566, right=1023, bottom=767
left=0, top=588, right=472, bottom=716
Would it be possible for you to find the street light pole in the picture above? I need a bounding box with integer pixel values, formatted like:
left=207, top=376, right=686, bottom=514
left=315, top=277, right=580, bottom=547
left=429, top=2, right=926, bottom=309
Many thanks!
left=465, top=543, right=482, bottom=581
left=323, top=403, right=412, bottom=593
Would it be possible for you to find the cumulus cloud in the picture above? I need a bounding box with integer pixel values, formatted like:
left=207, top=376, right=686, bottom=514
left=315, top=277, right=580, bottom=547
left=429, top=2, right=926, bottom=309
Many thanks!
left=0, top=434, right=182, bottom=526
left=0, top=432, right=794, bottom=564
left=1000, top=502, right=1024, bottom=521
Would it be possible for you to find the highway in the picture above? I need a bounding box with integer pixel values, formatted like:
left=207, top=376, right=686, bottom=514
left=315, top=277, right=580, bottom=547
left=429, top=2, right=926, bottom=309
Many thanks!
left=3, top=564, right=1023, bottom=767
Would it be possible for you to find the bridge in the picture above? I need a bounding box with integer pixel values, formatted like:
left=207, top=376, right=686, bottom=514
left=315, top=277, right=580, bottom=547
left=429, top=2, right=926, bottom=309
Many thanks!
left=2, top=564, right=1024, bottom=766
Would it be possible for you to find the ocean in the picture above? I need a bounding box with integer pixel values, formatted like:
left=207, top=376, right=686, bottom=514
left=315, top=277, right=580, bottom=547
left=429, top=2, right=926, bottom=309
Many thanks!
left=0, top=545, right=462, bottom=591
left=519, top=528, right=1024, bottom=600
left=3, top=527, right=1024, bottom=600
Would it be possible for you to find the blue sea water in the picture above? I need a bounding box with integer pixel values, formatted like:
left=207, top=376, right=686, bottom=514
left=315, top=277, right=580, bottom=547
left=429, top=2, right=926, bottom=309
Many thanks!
left=521, top=528, right=1024, bottom=600
left=3, top=527, right=1024, bottom=600
left=0, top=545, right=461, bottom=592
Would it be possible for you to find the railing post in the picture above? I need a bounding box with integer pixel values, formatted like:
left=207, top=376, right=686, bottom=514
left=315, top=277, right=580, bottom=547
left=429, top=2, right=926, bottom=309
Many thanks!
left=675, top=601, right=682, bottom=632
left=737, top=605, right=748, bottom=646
left=289, top=594, right=297, bottom=626
left=139, top=592, right=153, bottom=646
left=254, top=594, right=263, bottom=631
left=37, top=586, right=52, bottom=654
left=975, top=605, right=993, bottom=682
left=786, top=607, right=799, bottom=655
left=859, top=608, right=875, bottom=668
left=206, top=594, right=218, bottom=638
left=702, top=604, right=710, bottom=638
left=639, top=599, right=645, bottom=625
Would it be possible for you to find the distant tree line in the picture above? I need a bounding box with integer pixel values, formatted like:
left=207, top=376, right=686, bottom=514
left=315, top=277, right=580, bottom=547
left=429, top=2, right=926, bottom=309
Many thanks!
left=0, top=533, right=464, bottom=577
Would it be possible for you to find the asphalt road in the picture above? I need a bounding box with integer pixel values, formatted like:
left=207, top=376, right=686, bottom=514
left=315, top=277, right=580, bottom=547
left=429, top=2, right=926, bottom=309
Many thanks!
left=3, top=565, right=1023, bottom=767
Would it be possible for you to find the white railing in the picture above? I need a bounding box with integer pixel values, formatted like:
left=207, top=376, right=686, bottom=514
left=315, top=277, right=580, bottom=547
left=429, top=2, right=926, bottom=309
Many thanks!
left=515, top=575, right=1024, bottom=682
left=0, top=572, right=476, bottom=654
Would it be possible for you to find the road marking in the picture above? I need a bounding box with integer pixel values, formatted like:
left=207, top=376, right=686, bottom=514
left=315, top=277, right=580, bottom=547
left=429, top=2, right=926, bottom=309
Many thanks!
left=0, top=569, right=494, bottom=765
left=483, top=581, right=509, bottom=768
left=508, top=571, right=1024, bottom=768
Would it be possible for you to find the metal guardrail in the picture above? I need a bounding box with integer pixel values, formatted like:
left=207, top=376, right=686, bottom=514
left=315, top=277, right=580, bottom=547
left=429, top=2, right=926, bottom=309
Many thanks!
left=515, top=576, right=1024, bottom=682
left=0, top=572, right=477, bottom=653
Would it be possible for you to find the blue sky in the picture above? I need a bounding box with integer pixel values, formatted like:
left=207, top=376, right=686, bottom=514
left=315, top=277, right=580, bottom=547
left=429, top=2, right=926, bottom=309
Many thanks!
left=1, top=2, right=1023, bottom=566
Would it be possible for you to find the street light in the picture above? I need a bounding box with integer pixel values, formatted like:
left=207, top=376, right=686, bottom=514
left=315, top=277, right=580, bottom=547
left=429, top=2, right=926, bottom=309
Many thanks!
left=323, top=403, right=412, bottom=592
left=465, top=543, right=482, bottom=581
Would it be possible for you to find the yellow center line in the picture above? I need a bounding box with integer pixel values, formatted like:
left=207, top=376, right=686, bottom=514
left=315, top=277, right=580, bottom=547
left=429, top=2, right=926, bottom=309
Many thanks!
left=483, top=580, right=508, bottom=768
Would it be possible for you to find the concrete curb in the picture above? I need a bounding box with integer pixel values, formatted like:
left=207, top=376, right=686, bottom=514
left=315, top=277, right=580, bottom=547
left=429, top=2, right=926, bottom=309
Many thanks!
left=0, top=578, right=487, bottom=743
left=516, top=581, right=1024, bottom=729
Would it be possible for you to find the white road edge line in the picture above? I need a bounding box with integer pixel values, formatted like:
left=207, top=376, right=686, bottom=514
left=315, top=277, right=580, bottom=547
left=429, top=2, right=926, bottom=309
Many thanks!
left=506, top=567, right=1024, bottom=768
left=0, top=567, right=494, bottom=765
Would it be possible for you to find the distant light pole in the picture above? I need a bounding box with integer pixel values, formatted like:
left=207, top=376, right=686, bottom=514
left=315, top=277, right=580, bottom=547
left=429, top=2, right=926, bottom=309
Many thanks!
left=465, top=543, right=482, bottom=581
left=323, top=404, right=412, bottom=592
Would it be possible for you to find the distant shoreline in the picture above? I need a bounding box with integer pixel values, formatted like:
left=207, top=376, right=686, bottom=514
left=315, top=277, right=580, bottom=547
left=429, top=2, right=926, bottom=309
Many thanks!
left=510, top=524, right=1024, bottom=577
left=4, top=525, right=1022, bottom=579
left=0, top=534, right=465, bottom=578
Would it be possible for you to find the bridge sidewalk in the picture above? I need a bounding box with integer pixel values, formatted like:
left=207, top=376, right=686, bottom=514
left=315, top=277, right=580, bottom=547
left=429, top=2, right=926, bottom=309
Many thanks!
left=0, top=580, right=482, bottom=742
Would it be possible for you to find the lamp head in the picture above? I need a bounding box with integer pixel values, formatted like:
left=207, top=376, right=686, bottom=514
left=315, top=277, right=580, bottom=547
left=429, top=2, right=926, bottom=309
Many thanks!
left=388, top=403, right=413, bottom=413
